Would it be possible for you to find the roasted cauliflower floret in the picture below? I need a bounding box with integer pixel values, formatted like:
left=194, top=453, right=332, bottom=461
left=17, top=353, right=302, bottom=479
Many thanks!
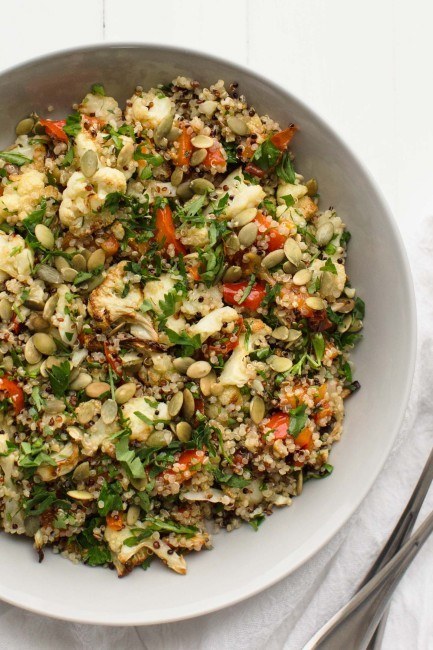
left=126, top=91, right=174, bottom=129
left=88, top=262, right=157, bottom=340
left=0, top=231, right=33, bottom=281
left=59, top=167, right=126, bottom=235
left=181, top=285, right=223, bottom=317
left=188, top=306, right=238, bottom=342
left=211, top=168, right=265, bottom=218
left=0, top=169, right=46, bottom=223
left=79, top=92, right=122, bottom=128
left=142, top=274, right=178, bottom=314
left=219, top=318, right=271, bottom=387
left=122, top=396, right=169, bottom=442
left=51, top=284, right=85, bottom=346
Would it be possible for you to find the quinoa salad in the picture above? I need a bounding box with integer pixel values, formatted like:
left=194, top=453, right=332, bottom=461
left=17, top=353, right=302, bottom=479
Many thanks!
left=0, top=77, right=364, bottom=577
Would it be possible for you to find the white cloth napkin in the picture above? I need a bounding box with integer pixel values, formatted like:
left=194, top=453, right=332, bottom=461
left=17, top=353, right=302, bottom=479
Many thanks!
left=0, top=219, right=431, bottom=650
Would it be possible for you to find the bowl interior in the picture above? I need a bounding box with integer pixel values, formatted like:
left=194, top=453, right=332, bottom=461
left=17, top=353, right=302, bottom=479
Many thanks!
left=0, top=45, right=415, bottom=625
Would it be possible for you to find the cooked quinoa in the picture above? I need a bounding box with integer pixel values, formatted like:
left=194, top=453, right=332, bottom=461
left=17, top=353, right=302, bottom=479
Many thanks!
left=0, top=77, right=364, bottom=576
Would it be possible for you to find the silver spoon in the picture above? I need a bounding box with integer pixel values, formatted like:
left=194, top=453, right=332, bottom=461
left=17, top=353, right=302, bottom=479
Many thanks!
left=304, top=447, right=433, bottom=650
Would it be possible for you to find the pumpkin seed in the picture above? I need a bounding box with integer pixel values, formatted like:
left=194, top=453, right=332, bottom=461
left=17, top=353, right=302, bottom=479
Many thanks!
left=168, top=391, right=184, bottom=417
left=146, top=431, right=172, bottom=447
left=210, top=382, right=224, bottom=396
left=76, top=400, right=97, bottom=424
left=176, top=421, right=192, bottom=442
left=283, top=260, right=297, bottom=275
left=287, top=329, right=302, bottom=343
left=173, top=357, right=195, bottom=373
left=42, top=294, right=58, bottom=320
left=316, top=222, right=334, bottom=247
left=101, top=399, right=118, bottom=424
left=176, top=181, right=194, bottom=200
left=85, top=275, right=104, bottom=292
left=27, top=313, right=49, bottom=332
left=87, top=248, right=105, bottom=271
left=67, top=490, right=94, bottom=501
left=37, top=264, right=61, bottom=285
left=198, top=100, right=218, bottom=117
left=182, top=388, right=195, bottom=420
left=114, top=382, right=136, bottom=404
left=35, top=224, right=54, bottom=250
left=71, top=253, right=87, bottom=272
left=72, top=461, right=90, bottom=483
left=24, top=515, right=40, bottom=536
left=0, top=298, right=11, bottom=322
left=117, top=141, right=134, bottom=167
left=349, top=318, right=363, bottom=332
left=293, top=268, right=312, bottom=286
left=171, top=167, right=184, bottom=187
left=81, top=150, right=98, bottom=178
left=54, top=257, right=70, bottom=273
left=227, top=115, right=249, bottom=136
left=69, top=372, right=92, bottom=391
left=223, top=266, right=242, bottom=282
left=284, top=238, right=302, bottom=267
left=44, top=398, right=66, bottom=414
left=154, top=113, right=174, bottom=147
left=272, top=326, right=290, bottom=341
left=225, top=233, right=240, bottom=254
left=306, top=296, right=325, bottom=310
left=61, top=267, right=78, bottom=282
left=24, top=338, right=42, bottom=365
left=190, top=178, right=214, bottom=194
left=296, top=471, right=303, bottom=495
left=238, top=222, right=258, bottom=248
left=191, top=134, right=214, bottom=149
left=232, top=207, right=257, bottom=228
left=190, top=149, right=207, bottom=166
left=86, top=381, right=110, bottom=398
left=33, top=332, right=56, bottom=356
left=167, top=127, right=182, bottom=142
left=267, top=355, right=293, bottom=372
left=262, top=249, right=285, bottom=269
left=126, top=505, right=140, bottom=526
left=16, top=117, right=34, bottom=136
left=200, top=370, right=216, bottom=397
left=306, top=178, right=318, bottom=196
left=338, top=314, right=353, bottom=333
left=187, top=360, right=212, bottom=379
left=250, top=395, right=265, bottom=424
left=332, top=299, right=354, bottom=314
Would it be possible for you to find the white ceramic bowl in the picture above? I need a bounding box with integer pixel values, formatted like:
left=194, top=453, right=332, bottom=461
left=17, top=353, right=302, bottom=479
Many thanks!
left=0, top=44, right=416, bottom=625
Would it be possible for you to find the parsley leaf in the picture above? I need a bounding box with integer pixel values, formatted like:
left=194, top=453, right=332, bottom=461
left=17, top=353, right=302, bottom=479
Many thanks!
left=252, top=138, right=280, bottom=171
left=312, top=333, right=325, bottom=364
left=91, top=83, right=105, bottom=96
left=0, top=151, right=32, bottom=166
left=280, top=194, right=295, bottom=208
left=276, top=151, right=296, bottom=183
left=63, top=113, right=81, bottom=137
left=47, top=360, right=71, bottom=398
left=249, top=514, right=265, bottom=531
left=289, top=404, right=308, bottom=438
left=321, top=258, right=337, bottom=274
left=97, top=481, right=123, bottom=516
left=115, top=436, right=145, bottom=479
left=164, top=328, right=201, bottom=356
left=353, top=297, right=365, bottom=320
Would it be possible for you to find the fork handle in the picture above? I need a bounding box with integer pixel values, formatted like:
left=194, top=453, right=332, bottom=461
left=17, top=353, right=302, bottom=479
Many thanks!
left=304, top=509, right=433, bottom=650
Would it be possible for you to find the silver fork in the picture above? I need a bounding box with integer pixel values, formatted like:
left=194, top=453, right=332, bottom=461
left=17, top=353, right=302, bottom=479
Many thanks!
left=304, top=447, right=433, bottom=650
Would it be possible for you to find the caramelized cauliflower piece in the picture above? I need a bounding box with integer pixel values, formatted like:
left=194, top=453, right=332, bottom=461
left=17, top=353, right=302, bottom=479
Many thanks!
left=127, top=91, right=174, bottom=129
left=219, top=319, right=271, bottom=388
left=0, top=231, right=33, bottom=281
left=59, top=167, right=126, bottom=235
left=0, top=169, right=46, bottom=223
left=188, top=306, right=238, bottom=342
left=79, top=93, right=122, bottom=128
left=122, top=396, right=169, bottom=442
left=88, top=262, right=157, bottom=340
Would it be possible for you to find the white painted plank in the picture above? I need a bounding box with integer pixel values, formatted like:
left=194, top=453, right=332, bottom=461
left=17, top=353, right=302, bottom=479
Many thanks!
left=0, top=0, right=104, bottom=70
left=104, top=0, right=249, bottom=64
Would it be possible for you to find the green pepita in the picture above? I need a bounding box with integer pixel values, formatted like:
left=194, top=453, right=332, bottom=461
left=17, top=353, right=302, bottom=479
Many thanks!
left=15, top=118, right=35, bottom=136
left=227, top=115, right=249, bottom=136
left=238, top=222, right=258, bottom=248
left=262, top=249, right=285, bottom=269
left=190, top=178, right=214, bottom=194
left=190, top=149, right=207, bottom=166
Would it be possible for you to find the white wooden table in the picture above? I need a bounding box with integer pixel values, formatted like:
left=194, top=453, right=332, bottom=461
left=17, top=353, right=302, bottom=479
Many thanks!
left=0, top=1, right=432, bottom=648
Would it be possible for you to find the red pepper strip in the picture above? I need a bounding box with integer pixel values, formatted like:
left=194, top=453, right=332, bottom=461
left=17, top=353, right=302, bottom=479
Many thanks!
left=255, top=211, right=286, bottom=251
left=203, top=143, right=226, bottom=170
left=262, top=412, right=290, bottom=440
left=223, top=281, right=266, bottom=311
left=155, top=204, right=186, bottom=255
left=270, top=126, right=297, bottom=151
left=103, top=341, right=123, bottom=377
left=39, top=118, right=68, bottom=143
left=0, top=376, right=24, bottom=415
left=174, top=127, right=193, bottom=166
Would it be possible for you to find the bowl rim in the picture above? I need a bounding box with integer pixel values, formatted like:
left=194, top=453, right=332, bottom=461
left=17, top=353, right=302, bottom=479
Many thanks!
left=0, top=42, right=417, bottom=626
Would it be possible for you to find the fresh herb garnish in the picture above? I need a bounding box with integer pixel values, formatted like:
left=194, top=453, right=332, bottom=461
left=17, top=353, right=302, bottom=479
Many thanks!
left=0, top=151, right=32, bottom=166
left=288, top=404, right=308, bottom=438
left=47, top=360, right=71, bottom=398
left=63, top=112, right=81, bottom=137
